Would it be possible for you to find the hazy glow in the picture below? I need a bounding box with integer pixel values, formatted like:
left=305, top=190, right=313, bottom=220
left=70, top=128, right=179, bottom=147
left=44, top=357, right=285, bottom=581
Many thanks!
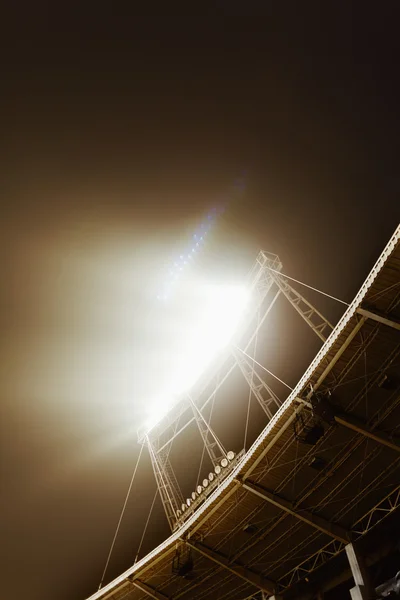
left=145, top=283, right=249, bottom=431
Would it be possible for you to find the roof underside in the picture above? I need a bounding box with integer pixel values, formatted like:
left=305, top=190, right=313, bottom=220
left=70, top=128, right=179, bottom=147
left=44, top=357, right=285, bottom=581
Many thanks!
left=88, top=226, right=400, bottom=600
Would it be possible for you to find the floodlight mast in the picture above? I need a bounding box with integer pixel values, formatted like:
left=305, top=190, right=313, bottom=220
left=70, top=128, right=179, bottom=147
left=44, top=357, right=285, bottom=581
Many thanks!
left=141, top=251, right=335, bottom=530
left=187, top=394, right=227, bottom=467
left=232, top=346, right=282, bottom=420
left=146, top=435, right=184, bottom=532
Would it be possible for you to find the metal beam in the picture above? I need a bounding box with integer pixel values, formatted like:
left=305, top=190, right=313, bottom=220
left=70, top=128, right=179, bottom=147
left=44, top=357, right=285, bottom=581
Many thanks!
left=313, top=316, right=367, bottom=392
left=147, top=437, right=184, bottom=531
left=186, top=540, right=276, bottom=594
left=188, top=394, right=226, bottom=467
left=233, top=347, right=282, bottom=420
left=244, top=406, right=304, bottom=479
left=334, top=414, right=400, bottom=453
left=155, top=289, right=282, bottom=455
left=238, top=478, right=349, bottom=544
left=357, top=307, right=400, bottom=332
left=268, top=271, right=334, bottom=342
left=131, top=579, right=170, bottom=600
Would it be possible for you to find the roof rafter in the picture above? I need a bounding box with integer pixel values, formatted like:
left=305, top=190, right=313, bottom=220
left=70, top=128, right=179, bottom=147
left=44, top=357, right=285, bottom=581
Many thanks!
left=335, top=414, right=400, bottom=453
left=129, top=579, right=170, bottom=600
left=186, top=540, right=276, bottom=594
left=237, top=478, right=349, bottom=544
left=357, top=307, right=400, bottom=332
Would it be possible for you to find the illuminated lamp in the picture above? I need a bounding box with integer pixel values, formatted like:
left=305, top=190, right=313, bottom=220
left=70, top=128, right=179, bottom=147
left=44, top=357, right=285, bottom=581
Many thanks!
left=208, top=472, right=214, bottom=482
left=186, top=498, right=191, bottom=507
left=181, top=503, right=186, bottom=512
left=202, top=478, right=209, bottom=488
left=144, top=284, right=249, bottom=435
left=221, top=458, right=228, bottom=468
left=196, top=485, right=203, bottom=494
left=177, top=509, right=182, bottom=517
left=214, top=465, right=221, bottom=475
left=227, top=451, right=235, bottom=461
left=191, top=491, right=197, bottom=501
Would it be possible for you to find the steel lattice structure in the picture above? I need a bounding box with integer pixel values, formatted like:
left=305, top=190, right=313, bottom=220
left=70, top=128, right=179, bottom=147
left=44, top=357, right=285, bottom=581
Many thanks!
left=86, top=225, right=400, bottom=600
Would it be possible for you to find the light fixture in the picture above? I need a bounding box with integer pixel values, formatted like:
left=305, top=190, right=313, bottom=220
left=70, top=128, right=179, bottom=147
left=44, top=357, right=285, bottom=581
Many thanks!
left=177, top=509, right=182, bottom=517
left=186, top=498, right=191, bottom=507
left=221, top=458, right=228, bottom=468
left=191, top=491, right=197, bottom=501
left=208, top=472, right=214, bottom=482
left=227, top=451, right=235, bottom=461
left=214, top=465, right=221, bottom=475
left=145, top=284, right=249, bottom=434
left=196, top=485, right=203, bottom=494
left=181, top=503, right=186, bottom=512
left=202, top=478, right=209, bottom=488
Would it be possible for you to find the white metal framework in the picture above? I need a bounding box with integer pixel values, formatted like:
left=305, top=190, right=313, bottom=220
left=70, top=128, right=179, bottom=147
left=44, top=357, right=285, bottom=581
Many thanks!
left=142, top=249, right=346, bottom=531
left=87, top=225, right=400, bottom=600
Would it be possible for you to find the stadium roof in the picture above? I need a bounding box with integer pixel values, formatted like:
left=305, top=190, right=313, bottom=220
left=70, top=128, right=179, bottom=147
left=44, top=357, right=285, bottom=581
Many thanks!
left=87, top=225, right=400, bottom=600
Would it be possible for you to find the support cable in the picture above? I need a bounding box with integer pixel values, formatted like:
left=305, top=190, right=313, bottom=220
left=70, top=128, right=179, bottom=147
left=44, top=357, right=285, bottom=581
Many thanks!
left=144, top=401, right=185, bottom=533
left=195, top=374, right=219, bottom=488
left=234, top=345, right=293, bottom=391
left=265, top=265, right=350, bottom=306
left=244, top=309, right=260, bottom=450
left=134, top=487, right=158, bottom=564
left=98, top=440, right=145, bottom=590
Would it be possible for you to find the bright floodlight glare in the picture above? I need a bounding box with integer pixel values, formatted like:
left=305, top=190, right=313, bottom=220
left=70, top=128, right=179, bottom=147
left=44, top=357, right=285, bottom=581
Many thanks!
left=197, top=485, right=203, bottom=494
left=221, top=458, right=228, bottom=468
left=214, top=465, right=221, bottom=475
left=171, top=283, right=250, bottom=395
left=208, top=472, right=214, bottom=482
left=191, top=491, right=197, bottom=501
left=202, top=478, right=209, bottom=488
left=227, top=450, right=235, bottom=461
left=181, top=503, right=186, bottom=512
left=144, top=282, right=250, bottom=432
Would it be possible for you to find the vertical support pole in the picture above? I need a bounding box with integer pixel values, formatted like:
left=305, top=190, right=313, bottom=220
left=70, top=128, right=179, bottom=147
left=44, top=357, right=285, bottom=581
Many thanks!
left=346, top=543, right=371, bottom=600
left=188, top=395, right=227, bottom=467
left=146, top=436, right=184, bottom=531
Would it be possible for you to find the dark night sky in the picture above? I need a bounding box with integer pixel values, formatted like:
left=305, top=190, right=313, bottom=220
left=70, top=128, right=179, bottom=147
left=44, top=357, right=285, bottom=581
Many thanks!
left=1, top=7, right=400, bottom=600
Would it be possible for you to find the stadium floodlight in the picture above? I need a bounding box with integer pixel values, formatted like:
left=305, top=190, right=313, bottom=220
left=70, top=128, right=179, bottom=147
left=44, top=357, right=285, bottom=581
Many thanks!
left=186, top=498, right=191, bottom=507
left=202, top=478, right=209, bottom=488
left=227, top=450, right=235, bottom=461
left=177, top=509, right=182, bottom=517
left=169, top=283, right=250, bottom=395
left=221, top=458, right=228, bottom=468
left=214, top=465, right=221, bottom=475
left=181, top=503, right=186, bottom=512
left=191, top=491, right=197, bottom=501
left=196, top=485, right=203, bottom=494
left=143, top=283, right=250, bottom=433
left=208, top=472, right=214, bottom=482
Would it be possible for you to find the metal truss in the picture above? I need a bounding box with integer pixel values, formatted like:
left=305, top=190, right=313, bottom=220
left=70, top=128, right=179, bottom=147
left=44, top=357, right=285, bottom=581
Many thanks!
left=131, top=579, right=169, bottom=600
left=146, top=436, right=184, bottom=531
left=145, top=252, right=283, bottom=453
left=188, top=394, right=227, bottom=467
left=268, top=271, right=334, bottom=342
left=277, top=484, right=400, bottom=591
left=239, top=478, right=349, bottom=543
left=175, top=451, right=245, bottom=529
left=186, top=539, right=276, bottom=595
left=232, top=348, right=282, bottom=420
left=352, top=484, right=400, bottom=535
left=141, top=249, right=354, bottom=537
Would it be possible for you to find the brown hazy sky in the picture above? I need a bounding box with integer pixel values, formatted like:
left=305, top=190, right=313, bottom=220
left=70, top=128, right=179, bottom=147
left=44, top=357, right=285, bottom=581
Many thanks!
left=1, top=7, right=400, bottom=600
